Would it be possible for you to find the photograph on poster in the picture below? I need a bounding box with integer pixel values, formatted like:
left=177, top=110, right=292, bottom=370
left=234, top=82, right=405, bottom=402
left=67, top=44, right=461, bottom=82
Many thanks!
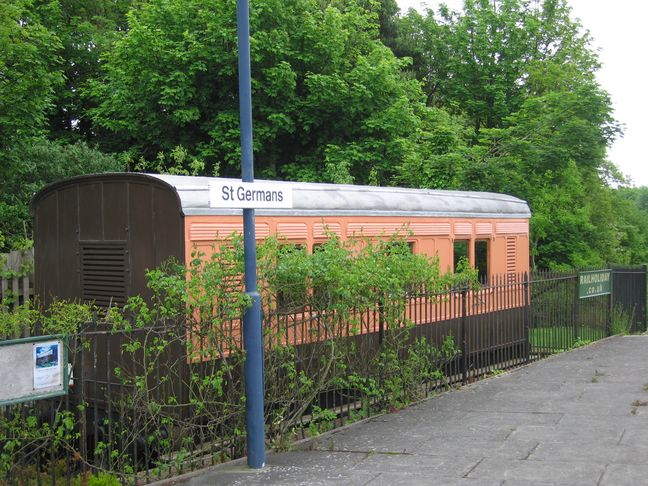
left=33, top=341, right=62, bottom=390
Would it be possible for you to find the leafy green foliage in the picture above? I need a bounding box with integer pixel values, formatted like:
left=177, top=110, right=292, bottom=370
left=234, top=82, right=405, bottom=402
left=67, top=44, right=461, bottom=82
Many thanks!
left=257, top=233, right=469, bottom=431
left=0, top=299, right=94, bottom=338
left=2, top=233, right=467, bottom=480
left=1, top=0, right=647, bottom=268
left=38, top=0, right=132, bottom=143
left=0, top=302, right=41, bottom=338
left=474, top=84, right=621, bottom=268
left=613, top=187, right=648, bottom=264
left=0, top=0, right=63, bottom=148
left=0, top=407, right=79, bottom=481
left=86, top=0, right=436, bottom=185
left=95, top=233, right=469, bottom=475
left=393, top=0, right=600, bottom=133
left=610, top=303, right=634, bottom=336
left=390, top=0, right=634, bottom=269
left=0, top=138, right=124, bottom=250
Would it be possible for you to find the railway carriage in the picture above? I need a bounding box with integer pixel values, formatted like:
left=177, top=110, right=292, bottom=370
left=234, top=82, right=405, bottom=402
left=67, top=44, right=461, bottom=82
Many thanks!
left=30, top=173, right=532, bottom=462
left=32, top=173, right=530, bottom=308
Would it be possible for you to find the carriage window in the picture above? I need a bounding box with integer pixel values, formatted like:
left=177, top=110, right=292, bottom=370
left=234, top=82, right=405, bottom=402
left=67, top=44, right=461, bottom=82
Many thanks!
left=453, top=240, right=469, bottom=271
left=474, top=240, right=489, bottom=283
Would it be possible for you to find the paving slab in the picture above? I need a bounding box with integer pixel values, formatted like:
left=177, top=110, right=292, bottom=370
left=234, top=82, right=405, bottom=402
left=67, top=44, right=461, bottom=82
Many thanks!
left=164, top=335, right=648, bottom=486
left=465, top=457, right=606, bottom=485
left=366, top=472, right=502, bottom=486
left=599, top=464, right=648, bottom=486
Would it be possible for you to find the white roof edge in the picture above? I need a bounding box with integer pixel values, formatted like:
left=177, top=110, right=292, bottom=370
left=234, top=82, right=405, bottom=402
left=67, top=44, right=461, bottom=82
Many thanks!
left=147, top=174, right=531, bottom=219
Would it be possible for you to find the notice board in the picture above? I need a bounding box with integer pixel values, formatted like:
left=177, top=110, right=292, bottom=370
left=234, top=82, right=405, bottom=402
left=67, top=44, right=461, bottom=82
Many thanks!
left=0, top=335, right=68, bottom=406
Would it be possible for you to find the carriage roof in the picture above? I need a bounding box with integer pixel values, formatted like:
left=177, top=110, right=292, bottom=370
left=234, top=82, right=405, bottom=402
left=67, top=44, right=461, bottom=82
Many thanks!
left=149, top=174, right=531, bottom=219
left=32, top=173, right=531, bottom=219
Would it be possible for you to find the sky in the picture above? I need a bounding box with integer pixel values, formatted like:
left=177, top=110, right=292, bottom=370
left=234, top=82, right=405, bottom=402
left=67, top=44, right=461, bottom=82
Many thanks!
left=395, top=0, right=648, bottom=187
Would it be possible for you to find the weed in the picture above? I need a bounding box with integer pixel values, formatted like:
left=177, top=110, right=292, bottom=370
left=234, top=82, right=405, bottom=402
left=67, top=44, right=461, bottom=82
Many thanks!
left=307, top=406, right=337, bottom=437
left=591, top=369, right=605, bottom=383
left=631, top=399, right=648, bottom=415
left=573, top=337, right=592, bottom=348
left=270, top=428, right=297, bottom=452
left=346, top=406, right=371, bottom=426
left=610, top=304, right=635, bottom=336
left=328, top=437, right=336, bottom=451
left=630, top=399, right=648, bottom=415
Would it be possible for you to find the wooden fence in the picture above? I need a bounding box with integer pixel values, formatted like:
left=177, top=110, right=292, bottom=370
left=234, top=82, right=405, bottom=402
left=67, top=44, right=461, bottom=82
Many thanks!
left=1, top=249, right=34, bottom=310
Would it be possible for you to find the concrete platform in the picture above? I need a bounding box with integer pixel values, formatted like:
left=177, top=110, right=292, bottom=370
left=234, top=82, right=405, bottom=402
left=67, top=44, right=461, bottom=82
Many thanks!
left=167, top=335, right=648, bottom=485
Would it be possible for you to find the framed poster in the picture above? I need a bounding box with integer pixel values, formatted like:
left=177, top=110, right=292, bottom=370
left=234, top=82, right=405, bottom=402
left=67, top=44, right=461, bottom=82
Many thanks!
left=33, top=340, right=62, bottom=389
left=0, top=335, right=69, bottom=406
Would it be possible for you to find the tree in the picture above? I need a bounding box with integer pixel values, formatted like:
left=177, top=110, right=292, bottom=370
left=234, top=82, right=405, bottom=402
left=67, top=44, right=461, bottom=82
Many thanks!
left=0, top=0, right=63, bottom=148
left=37, top=0, right=132, bottom=142
left=612, top=187, right=648, bottom=264
left=474, top=84, right=620, bottom=268
left=87, top=0, right=437, bottom=184
left=387, top=0, right=628, bottom=269
left=393, top=107, right=477, bottom=189
left=2, top=0, right=641, bottom=269
left=0, top=139, right=125, bottom=250
left=392, top=0, right=600, bottom=135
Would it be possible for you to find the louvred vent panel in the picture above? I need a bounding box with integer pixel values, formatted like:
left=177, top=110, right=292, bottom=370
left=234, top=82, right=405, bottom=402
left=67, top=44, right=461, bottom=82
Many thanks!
left=81, top=243, right=127, bottom=307
left=506, top=237, right=517, bottom=282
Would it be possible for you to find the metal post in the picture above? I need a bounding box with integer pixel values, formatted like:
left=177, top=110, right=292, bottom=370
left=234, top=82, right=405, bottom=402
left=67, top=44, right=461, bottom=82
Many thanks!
left=236, top=0, right=265, bottom=468
left=605, top=287, right=614, bottom=337
left=461, top=288, right=468, bottom=385
left=523, top=272, right=530, bottom=363
left=573, top=273, right=580, bottom=347
left=643, top=265, right=648, bottom=333
left=607, top=271, right=613, bottom=337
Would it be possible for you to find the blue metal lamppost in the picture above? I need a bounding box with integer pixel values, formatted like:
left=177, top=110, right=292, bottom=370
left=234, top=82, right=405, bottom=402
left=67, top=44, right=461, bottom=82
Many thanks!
left=236, top=0, right=266, bottom=469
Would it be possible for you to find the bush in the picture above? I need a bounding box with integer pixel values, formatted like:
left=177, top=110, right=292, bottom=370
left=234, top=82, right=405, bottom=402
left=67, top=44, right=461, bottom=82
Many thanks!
left=0, top=139, right=125, bottom=251
left=1, top=233, right=472, bottom=482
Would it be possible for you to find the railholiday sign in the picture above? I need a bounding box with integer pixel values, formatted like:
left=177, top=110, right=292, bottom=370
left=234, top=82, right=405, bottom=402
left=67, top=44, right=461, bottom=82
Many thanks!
left=209, top=181, right=293, bottom=209
left=578, top=269, right=612, bottom=299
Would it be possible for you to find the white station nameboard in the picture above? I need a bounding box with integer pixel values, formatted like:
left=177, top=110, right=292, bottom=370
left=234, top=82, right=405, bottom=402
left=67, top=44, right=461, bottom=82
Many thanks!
left=209, top=181, right=293, bottom=209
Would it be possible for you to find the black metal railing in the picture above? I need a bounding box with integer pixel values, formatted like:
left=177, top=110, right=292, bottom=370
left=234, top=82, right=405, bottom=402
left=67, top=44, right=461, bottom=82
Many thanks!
left=1, top=267, right=646, bottom=484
